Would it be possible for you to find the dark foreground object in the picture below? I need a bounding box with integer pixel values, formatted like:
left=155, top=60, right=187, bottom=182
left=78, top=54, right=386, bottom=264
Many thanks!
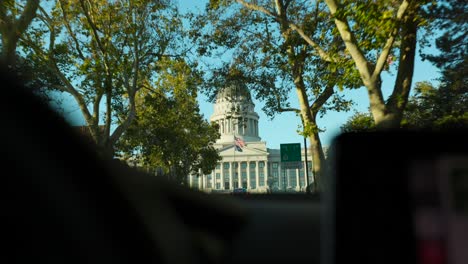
left=2, top=64, right=320, bottom=264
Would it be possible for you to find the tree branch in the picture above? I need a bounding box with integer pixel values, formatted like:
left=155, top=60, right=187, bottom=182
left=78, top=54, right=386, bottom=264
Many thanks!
left=110, top=100, right=136, bottom=146
left=387, top=4, right=418, bottom=114
left=236, top=0, right=278, bottom=19
left=310, top=83, right=334, bottom=115
left=237, top=0, right=333, bottom=62
left=273, top=88, right=300, bottom=113
left=372, top=0, right=410, bottom=79
left=324, top=0, right=372, bottom=81
left=287, top=22, right=334, bottom=62
left=130, top=24, right=140, bottom=95
left=41, top=19, right=95, bottom=128
left=92, top=89, right=104, bottom=121
left=0, top=1, right=12, bottom=33
left=57, top=0, right=86, bottom=60
left=278, top=107, right=301, bottom=113
left=15, top=0, right=39, bottom=41
left=78, top=0, right=109, bottom=73
left=274, top=0, right=284, bottom=16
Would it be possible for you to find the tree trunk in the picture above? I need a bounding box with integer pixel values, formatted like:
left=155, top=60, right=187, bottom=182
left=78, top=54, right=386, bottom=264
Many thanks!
left=308, top=125, right=325, bottom=192
left=1, top=33, right=17, bottom=67
left=326, top=0, right=418, bottom=130
left=383, top=6, right=418, bottom=129
left=274, top=0, right=328, bottom=192
left=295, top=78, right=326, bottom=192
left=0, top=0, right=40, bottom=67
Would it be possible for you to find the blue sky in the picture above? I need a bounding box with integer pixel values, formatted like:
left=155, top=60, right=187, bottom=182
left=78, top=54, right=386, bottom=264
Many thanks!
left=60, top=0, right=442, bottom=149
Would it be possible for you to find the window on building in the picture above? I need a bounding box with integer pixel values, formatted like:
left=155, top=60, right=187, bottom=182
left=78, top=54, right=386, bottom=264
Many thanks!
left=216, top=183, right=221, bottom=189
left=241, top=162, right=247, bottom=169
left=206, top=174, right=212, bottom=188
left=259, top=161, right=265, bottom=168
left=289, top=170, right=297, bottom=187
left=224, top=162, right=230, bottom=169
left=216, top=163, right=221, bottom=170
left=250, top=178, right=256, bottom=189
left=272, top=162, right=278, bottom=169
left=216, top=173, right=220, bottom=179
left=272, top=170, right=278, bottom=178
left=250, top=163, right=256, bottom=188
left=299, top=177, right=305, bottom=188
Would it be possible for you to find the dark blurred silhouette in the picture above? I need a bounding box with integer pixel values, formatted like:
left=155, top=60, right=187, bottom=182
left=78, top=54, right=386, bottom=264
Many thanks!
left=2, top=63, right=246, bottom=264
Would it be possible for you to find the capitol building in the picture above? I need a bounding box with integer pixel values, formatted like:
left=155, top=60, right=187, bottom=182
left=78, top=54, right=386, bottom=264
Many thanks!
left=188, top=83, right=314, bottom=193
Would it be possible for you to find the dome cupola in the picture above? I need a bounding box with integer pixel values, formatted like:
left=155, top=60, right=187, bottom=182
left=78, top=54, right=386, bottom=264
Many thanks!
left=210, top=82, right=261, bottom=143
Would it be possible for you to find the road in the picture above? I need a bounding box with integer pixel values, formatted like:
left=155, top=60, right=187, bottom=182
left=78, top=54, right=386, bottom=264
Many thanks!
left=226, top=196, right=321, bottom=264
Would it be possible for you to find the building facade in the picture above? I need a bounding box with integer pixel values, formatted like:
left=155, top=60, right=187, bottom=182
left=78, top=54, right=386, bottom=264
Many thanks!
left=188, top=83, right=314, bottom=193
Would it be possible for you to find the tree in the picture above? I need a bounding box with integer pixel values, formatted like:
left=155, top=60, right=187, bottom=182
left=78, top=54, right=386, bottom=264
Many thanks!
left=404, top=0, right=468, bottom=130
left=0, top=0, right=40, bottom=67
left=222, top=1, right=429, bottom=129
left=340, top=111, right=374, bottom=133
left=422, top=0, right=467, bottom=92
left=320, top=0, right=425, bottom=129
left=194, top=0, right=358, bottom=190
left=20, top=0, right=185, bottom=157
left=403, top=81, right=468, bottom=130
left=116, top=58, right=221, bottom=185
left=341, top=81, right=468, bottom=132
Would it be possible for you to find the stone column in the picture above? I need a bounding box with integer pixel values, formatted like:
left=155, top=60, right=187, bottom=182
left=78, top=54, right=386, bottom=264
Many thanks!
left=237, top=163, right=242, bottom=188
left=198, top=175, right=202, bottom=190
left=256, top=120, right=259, bottom=136
left=278, top=164, right=283, bottom=189
left=296, top=168, right=300, bottom=191
left=247, top=161, right=251, bottom=189
left=189, top=174, right=193, bottom=188
left=220, top=162, right=225, bottom=189
left=257, top=120, right=260, bottom=136
left=255, top=160, right=259, bottom=189
left=229, top=162, right=233, bottom=190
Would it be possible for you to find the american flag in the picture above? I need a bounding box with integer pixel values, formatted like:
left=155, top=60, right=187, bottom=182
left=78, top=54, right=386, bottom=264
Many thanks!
left=234, top=136, right=245, bottom=150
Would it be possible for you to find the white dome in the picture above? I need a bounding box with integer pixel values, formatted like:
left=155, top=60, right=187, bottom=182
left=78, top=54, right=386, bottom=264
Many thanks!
left=210, top=82, right=261, bottom=143
left=215, top=82, right=252, bottom=103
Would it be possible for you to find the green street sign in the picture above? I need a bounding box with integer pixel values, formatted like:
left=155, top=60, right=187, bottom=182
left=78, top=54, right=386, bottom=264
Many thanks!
left=280, top=143, right=301, bottom=162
